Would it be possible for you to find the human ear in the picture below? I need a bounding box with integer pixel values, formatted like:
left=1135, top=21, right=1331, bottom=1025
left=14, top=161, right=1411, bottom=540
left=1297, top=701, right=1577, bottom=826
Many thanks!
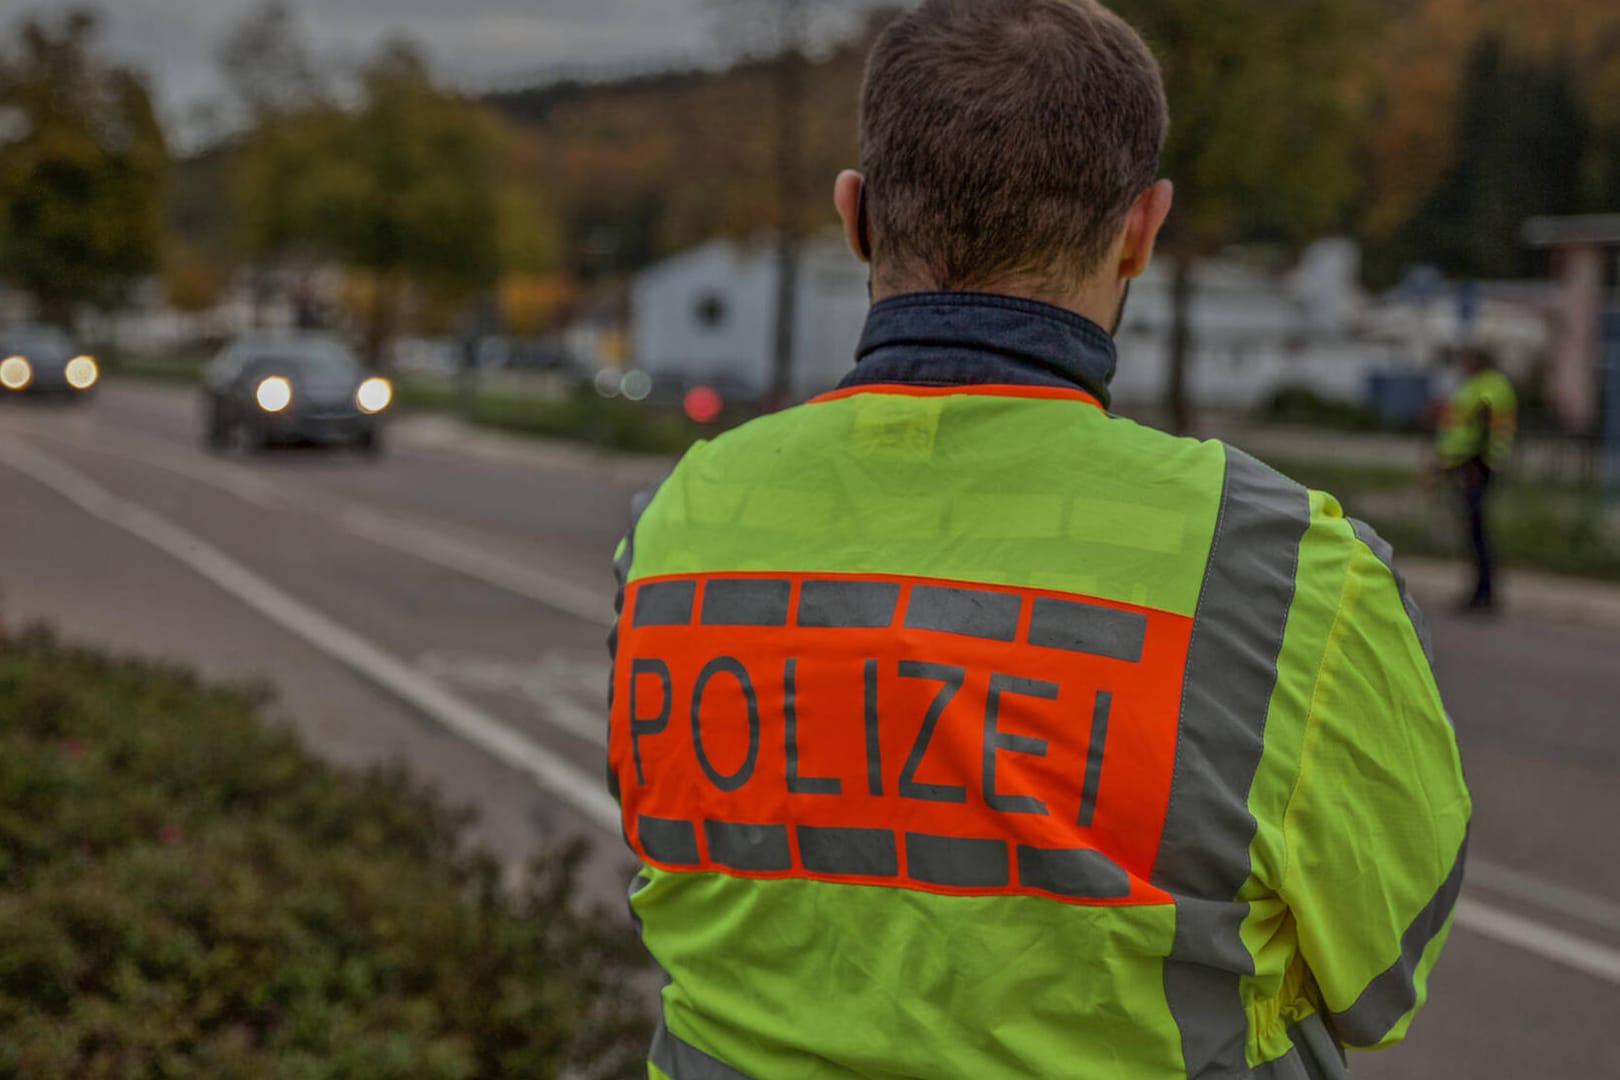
left=834, top=170, right=868, bottom=264
left=1119, top=179, right=1174, bottom=280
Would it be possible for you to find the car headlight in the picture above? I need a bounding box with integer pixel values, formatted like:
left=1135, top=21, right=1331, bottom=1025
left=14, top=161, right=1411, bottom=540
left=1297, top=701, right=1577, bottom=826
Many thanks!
left=0, top=356, right=31, bottom=391
left=356, top=377, right=393, bottom=415
left=65, top=356, right=99, bottom=390
left=256, top=376, right=293, bottom=413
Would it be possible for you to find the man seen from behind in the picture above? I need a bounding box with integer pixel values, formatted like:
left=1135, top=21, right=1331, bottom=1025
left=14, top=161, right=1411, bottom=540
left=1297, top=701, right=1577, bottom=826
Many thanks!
left=609, top=2, right=1470, bottom=1076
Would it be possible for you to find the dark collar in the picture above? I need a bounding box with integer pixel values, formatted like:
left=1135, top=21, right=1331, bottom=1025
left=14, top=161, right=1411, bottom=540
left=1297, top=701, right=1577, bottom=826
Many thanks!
left=840, top=291, right=1117, bottom=408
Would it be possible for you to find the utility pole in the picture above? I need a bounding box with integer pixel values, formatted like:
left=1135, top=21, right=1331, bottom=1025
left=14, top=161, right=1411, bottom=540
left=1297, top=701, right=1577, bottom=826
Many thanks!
left=767, top=0, right=807, bottom=412
left=1604, top=307, right=1620, bottom=513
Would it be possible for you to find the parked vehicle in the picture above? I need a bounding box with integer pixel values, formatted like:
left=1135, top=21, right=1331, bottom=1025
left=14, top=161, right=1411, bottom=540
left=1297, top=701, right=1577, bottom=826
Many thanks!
left=202, top=334, right=391, bottom=455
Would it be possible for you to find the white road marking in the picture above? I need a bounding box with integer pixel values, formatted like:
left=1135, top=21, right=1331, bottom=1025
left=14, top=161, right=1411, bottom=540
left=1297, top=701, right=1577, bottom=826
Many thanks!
left=1468, top=859, right=1620, bottom=936
left=335, top=504, right=611, bottom=627
left=1455, top=898, right=1620, bottom=987
left=32, top=425, right=615, bottom=628
left=418, top=651, right=609, bottom=747
left=0, top=438, right=621, bottom=835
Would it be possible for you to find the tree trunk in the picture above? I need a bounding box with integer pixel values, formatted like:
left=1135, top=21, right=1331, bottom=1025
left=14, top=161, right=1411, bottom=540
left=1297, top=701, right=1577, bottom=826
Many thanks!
left=767, top=8, right=806, bottom=413
left=365, top=272, right=398, bottom=370
left=1167, top=252, right=1196, bottom=436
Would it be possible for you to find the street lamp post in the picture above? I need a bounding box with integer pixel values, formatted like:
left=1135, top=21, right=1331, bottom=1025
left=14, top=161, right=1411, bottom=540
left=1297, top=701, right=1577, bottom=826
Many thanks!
left=1604, top=308, right=1620, bottom=513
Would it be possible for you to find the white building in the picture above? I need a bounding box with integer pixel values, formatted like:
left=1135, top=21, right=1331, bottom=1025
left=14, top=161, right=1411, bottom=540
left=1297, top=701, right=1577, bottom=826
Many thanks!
left=1105, top=241, right=1409, bottom=409
left=627, top=236, right=1538, bottom=412
left=629, top=236, right=870, bottom=400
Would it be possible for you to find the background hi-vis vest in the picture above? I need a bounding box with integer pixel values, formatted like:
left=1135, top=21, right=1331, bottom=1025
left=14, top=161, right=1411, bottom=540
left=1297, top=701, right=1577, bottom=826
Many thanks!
left=610, top=384, right=1470, bottom=1080
left=1436, top=370, right=1517, bottom=470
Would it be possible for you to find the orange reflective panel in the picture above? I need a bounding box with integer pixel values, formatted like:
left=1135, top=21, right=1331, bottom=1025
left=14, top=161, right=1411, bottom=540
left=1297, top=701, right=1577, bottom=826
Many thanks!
left=610, top=572, right=1190, bottom=907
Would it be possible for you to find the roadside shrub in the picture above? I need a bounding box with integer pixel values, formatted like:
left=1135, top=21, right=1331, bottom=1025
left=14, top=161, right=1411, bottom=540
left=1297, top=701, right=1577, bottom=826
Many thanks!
left=0, top=628, right=650, bottom=1080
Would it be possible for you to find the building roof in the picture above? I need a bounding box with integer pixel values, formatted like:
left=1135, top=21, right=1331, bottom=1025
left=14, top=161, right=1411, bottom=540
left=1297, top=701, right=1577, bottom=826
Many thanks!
left=1523, top=214, right=1620, bottom=248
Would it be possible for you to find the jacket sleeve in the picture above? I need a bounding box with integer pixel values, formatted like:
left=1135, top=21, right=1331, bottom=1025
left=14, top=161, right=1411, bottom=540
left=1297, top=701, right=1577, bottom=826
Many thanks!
left=1278, top=521, right=1470, bottom=1050
left=607, top=479, right=669, bottom=803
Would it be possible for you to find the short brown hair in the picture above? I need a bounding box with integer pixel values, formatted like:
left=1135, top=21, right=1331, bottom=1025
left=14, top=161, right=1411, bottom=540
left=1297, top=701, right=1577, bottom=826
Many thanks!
left=860, top=0, right=1167, bottom=292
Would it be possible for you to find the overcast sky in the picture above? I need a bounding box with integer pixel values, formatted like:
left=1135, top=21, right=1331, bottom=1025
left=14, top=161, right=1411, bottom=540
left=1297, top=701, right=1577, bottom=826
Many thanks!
left=0, top=0, right=831, bottom=121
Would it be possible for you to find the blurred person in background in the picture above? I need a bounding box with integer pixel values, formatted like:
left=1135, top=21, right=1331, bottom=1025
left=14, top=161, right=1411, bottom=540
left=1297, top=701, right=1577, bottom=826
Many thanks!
left=1434, top=346, right=1517, bottom=615
left=608, top=1, right=1468, bottom=1077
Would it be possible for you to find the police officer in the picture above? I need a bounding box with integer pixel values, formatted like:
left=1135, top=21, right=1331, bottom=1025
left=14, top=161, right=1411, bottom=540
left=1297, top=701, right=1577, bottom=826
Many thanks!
left=1435, top=346, right=1518, bottom=614
left=609, top=2, right=1468, bottom=1077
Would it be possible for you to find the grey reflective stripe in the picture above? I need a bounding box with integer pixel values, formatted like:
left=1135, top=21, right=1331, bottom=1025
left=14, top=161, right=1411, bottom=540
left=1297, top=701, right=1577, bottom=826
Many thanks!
left=1016, top=845, right=1130, bottom=899
left=796, top=825, right=899, bottom=877
left=1028, top=597, right=1148, bottom=662
left=704, top=820, right=791, bottom=872
left=1289, top=1012, right=1351, bottom=1080
left=1168, top=896, right=1256, bottom=975
left=1248, top=1014, right=1352, bottom=1079
left=903, top=585, right=1021, bottom=642
left=639, top=815, right=700, bottom=866
left=1331, top=831, right=1469, bottom=1045
left=649, top=1017, right=756, bottom=1080
left=701, top=579, right=791, bottom=626
left=1244, top=1023, right=1347, bottom=1080
left=905, top=832, right=1009, bottom=888
left=1349, top=517, right=1436, bottom=669
left=1249, top=1048, right=1310, bottom=1080
left=635, top=579, right=697, bottom=627
left=1154, top=447, right=1310, bottom=1077
left=797, top=579, right=900, bottom=628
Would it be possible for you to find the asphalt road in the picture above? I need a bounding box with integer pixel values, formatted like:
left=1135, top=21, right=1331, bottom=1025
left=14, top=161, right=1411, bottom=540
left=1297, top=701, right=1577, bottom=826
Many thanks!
left=2, top=381, right=1616, bottom=1077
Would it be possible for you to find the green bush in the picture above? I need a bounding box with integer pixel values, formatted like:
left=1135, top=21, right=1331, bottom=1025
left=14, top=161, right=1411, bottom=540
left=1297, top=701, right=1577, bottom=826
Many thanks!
left=1260, top=387, right=1383, bottom=433
left=465, top=386, right=736, bottom=456
left=395, top=379, right=743, bottom=456
left=0, top=629, right=650, bottom=1079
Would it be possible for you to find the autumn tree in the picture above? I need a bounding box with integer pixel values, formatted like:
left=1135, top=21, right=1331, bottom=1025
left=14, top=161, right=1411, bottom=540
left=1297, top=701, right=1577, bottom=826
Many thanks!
left=1113, top=0, right=1384, bottom=433
left=1400, top=37, right=1590, bottom=280
left=320, top=43, right=501, bottom=361
left=1362, top=0, right=1620, bottom=282
left=218, top=1, right=334, bottom=322
left=0, top=9, right=167, bottom=325
left=223, top=5, right=501, bottom=361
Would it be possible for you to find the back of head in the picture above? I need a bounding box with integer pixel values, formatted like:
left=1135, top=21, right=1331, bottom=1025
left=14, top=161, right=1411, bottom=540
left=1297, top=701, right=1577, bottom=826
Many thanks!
left=861, top=0, right=1167, bottom=296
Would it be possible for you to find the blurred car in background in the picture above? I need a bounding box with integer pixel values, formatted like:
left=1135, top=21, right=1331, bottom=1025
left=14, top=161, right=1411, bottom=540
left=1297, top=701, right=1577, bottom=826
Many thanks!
left=0, top=324, right=99, bottom=400
left=202, top=333, right=392, bottom=455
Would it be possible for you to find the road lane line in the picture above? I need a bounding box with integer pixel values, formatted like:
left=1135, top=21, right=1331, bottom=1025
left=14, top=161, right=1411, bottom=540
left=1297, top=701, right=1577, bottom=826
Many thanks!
left=334, top=504, right=612, bottom=627
left=0, top=438, right=622, bottom=836
left=29, top=426, right=288, bottom=507
left=1455, top=898, right=1620, bottom=987
left=1468, top=860, right=1620, bottom=936
left=34, top=427, right=615, bottom=628
left=417, top=652, right=609, bottom=748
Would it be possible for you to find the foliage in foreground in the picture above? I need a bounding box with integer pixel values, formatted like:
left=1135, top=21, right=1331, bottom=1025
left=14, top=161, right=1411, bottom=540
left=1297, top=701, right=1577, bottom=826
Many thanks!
left=0, top=629, right=650, bottom=1080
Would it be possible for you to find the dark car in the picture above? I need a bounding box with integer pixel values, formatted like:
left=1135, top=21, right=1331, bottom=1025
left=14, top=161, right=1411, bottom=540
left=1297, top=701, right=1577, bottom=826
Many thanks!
left=0, top=325, right=100, bottom=399
left=203, top=334, right=392, bottom=454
